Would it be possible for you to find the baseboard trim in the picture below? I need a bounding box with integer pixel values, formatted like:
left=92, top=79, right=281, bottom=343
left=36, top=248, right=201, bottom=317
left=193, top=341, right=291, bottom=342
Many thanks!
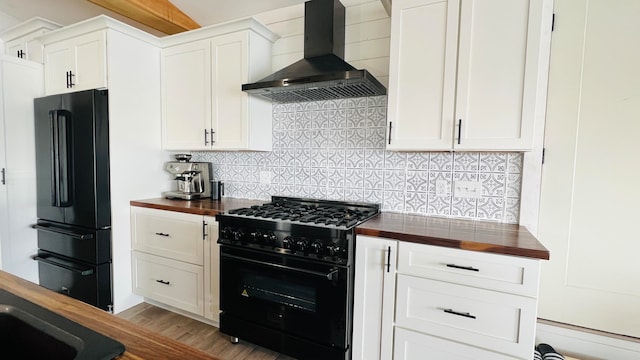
left=536, top=320, right=640, bottom=360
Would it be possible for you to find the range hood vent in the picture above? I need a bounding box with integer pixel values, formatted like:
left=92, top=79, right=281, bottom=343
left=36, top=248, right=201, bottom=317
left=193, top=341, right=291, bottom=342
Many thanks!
left=242, top=0, right=386, bottom=103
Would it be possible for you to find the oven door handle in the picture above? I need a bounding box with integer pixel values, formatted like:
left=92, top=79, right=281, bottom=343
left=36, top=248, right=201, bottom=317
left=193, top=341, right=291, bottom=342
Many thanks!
left=31, top=223, right=94, bottom=240
left=223, top=253, right=340, bottom=281
left=33, top=256, right=94, bottom=276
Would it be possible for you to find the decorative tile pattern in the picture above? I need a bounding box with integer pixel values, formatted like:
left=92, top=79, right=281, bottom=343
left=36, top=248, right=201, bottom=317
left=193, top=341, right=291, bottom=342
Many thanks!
left=191, top=95, right=524, bottom=223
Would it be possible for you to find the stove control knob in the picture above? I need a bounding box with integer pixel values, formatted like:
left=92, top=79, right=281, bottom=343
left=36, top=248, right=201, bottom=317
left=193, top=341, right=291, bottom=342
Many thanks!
left=250, top=230, right=263, bottom=243
left=232, top=229, right=245, bottom=242
left=282, top=236, right=294, bottom=249
left=296, top=239, right=309, bottom=252
left=265, top=232, right=277, bottom=245
left=326, top=243, right=341, bottom=257
left=220, top=227, right=232, bottom=240
left=311, top=241, right=324, bottom=254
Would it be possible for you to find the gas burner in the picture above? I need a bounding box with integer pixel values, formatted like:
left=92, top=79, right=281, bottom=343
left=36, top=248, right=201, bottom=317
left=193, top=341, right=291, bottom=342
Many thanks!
left=227, top=196, right=379, bottom=229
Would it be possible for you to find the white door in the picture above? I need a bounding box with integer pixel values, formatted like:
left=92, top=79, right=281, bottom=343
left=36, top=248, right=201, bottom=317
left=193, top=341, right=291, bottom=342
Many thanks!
left=161, top=39, right=212, bottom=150
left=455, top=0, right=546, bottom=150
left=44, top=41, right=74, bottom=94
left=0, top=57, right=43, bottom=283
left=211, top=32, right=249, bottom=150
left=386, top=0, right=459, bottom=151
left=73, top=31, right=107, bottom=91
left=352, top=236, right=397, bottom=360
left=537, top=0, right=640, bottom=337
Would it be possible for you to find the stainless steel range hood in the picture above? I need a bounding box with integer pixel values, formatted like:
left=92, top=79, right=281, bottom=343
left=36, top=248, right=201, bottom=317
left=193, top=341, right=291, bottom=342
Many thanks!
left=242, top=0, right=386, bottom=103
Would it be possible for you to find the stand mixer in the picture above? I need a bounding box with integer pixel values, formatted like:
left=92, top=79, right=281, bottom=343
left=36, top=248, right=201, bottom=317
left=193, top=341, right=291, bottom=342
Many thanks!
left=163, top=154, right=213, bottom=200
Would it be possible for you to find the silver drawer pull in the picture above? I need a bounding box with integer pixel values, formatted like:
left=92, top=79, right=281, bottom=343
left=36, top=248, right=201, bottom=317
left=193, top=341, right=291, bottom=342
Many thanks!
left=444, top=308, right=476, bottom=319
left=156, top=279, right=171, bottom=285
left=445, top=263, right=479, bottom=272
left=155, top=232, right=170, bottom=237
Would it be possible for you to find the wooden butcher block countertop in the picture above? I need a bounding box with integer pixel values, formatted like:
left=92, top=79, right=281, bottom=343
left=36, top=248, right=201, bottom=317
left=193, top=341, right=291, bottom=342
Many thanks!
left=0, top=270, right=220, bottom=360
left=130, top=198, right=549, bottom=260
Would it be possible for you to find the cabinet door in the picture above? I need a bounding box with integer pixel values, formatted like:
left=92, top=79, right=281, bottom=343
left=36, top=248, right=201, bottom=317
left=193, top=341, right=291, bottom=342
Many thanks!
left=74, top=31, right=107, bottom=91
left=455, top=0, right=550, bottom=150
left=210, top=32, right=249, bottom=150
left=6, top=42, right=26, bottom=59
left=44, top=31, right=107, bottom=95
left=131, top=207, right=204, bottom=265
left=352, top=236, right=397, bottom=360
left=204, top=217, right=220, bottom=322
left=537, top=0, right=640, bottom=338
left=132, top=251, right=204, bottom=316
left=0, top=58, right=43, bottom=284
left=395, top=275, right=536, bottom=359
left=394, top=327, right=517, bottom=360
left=386, top=0, right=459, bottom=150
left=161, top=40, right=212, bottom=150
left=44, top=41, right=74, bottom=94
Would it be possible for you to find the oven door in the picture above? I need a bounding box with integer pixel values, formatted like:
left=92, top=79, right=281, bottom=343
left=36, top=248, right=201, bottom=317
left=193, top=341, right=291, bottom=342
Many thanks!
left=219, top=245, right=350, bottom=350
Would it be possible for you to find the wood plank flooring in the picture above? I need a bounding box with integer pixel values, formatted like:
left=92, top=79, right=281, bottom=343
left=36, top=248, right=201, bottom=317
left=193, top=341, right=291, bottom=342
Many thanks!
left=117, top=302, right=296, bottom=360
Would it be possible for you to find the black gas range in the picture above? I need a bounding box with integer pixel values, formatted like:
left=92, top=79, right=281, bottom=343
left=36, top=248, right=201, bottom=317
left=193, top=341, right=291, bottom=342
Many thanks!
left=216, top=196, right=380, bottom=360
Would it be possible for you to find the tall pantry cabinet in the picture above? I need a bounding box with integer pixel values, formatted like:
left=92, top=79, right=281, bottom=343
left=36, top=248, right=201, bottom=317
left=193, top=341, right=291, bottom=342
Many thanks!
left=0, top=57, right=43, bottom=283
left=37, top=16, right=171, bottom=313
left=386, top=0, right=553, bottom=151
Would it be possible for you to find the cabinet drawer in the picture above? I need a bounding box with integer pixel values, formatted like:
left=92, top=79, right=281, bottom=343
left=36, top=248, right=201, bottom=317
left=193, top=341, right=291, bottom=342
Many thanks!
left=394, top=327, right=518, bottom=360
left=395, top=275, right=536, bottom=359
left=132, top=251, right=204, bottom=316
left=131, top=207, right=204, bottom=265
left=398, top=242, right=540, bottom=297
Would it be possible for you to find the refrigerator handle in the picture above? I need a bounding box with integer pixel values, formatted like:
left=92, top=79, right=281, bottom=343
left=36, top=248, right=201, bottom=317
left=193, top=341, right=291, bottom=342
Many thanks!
left=49, top=110, right=73, bottom=207
left=31, top=223, right=94, bottom=240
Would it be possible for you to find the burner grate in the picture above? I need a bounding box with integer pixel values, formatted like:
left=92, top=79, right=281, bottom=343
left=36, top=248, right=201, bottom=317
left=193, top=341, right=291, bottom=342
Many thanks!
left=227, top=197, right=378, bottom=228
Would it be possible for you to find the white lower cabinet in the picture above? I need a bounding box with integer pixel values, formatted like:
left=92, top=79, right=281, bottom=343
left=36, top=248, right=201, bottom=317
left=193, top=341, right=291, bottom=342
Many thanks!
left=131, top=207, right=220, bottom=322
left=393, top=327, right=516, bottom=360
left=132, top=251, right=204, bottom=315
left=353, top=237, right=541, bottom=359
left=352, top=236, right=397, bottom=360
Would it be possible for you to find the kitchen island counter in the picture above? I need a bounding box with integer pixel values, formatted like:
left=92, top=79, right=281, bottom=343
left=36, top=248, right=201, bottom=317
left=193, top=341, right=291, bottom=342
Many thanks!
left=131, top=198, right=549, bottom=260
left=0, top=270, right=220, bottom=360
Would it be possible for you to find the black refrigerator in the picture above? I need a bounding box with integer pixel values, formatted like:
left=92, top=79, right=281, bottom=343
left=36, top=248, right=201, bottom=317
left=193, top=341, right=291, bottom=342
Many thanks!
left=32, top=89, right=113, bottom=311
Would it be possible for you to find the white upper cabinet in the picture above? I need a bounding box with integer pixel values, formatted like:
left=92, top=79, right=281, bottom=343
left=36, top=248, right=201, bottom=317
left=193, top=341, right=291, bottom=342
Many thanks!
left=1, top=17, right=61, bottom=63
left=44, top=31, right=107, bottom=95
left=162, top=40, right=212, bottom=150
left=161, top=18, right=277, bottom=151
left=387, top=0, right=553, bottom=151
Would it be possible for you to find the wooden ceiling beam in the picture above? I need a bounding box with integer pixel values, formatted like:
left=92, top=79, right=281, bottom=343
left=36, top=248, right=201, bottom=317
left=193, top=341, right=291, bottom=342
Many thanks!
left=87, top=0, right=200, bottom=35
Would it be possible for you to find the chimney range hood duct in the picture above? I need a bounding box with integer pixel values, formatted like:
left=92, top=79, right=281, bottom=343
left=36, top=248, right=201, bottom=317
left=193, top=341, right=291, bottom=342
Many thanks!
left=242, top=0, right=386, bottom=103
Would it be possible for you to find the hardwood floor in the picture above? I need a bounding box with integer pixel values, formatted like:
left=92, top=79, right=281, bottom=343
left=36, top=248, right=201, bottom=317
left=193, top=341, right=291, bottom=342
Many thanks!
left=117, top=302, right=296, bottom=360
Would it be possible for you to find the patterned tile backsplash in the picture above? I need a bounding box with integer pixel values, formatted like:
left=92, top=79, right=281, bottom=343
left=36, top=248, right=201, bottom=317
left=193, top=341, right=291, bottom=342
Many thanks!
left=192, top=96, right=523, bottom=223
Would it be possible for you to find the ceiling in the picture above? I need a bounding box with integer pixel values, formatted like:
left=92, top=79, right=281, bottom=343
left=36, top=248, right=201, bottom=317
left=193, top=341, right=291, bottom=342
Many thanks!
left=0, top=0, right=308, bottom=36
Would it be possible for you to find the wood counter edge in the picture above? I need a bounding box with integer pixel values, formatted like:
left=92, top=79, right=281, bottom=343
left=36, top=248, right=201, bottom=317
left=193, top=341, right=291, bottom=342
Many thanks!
left=0, top=271, right=219, bottom=360
left=356, top=227, right=550, bottom=260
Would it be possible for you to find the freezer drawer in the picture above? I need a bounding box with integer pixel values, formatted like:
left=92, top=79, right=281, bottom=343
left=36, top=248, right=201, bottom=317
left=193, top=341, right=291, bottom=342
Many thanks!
left=35, top=251, right=112, bottom=311
left=33, top=221, right=111, bottom=264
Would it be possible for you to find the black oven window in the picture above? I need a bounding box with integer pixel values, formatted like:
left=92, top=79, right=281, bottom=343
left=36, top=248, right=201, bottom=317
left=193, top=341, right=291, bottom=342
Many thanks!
left=242, top=272, right=317, bottom=312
